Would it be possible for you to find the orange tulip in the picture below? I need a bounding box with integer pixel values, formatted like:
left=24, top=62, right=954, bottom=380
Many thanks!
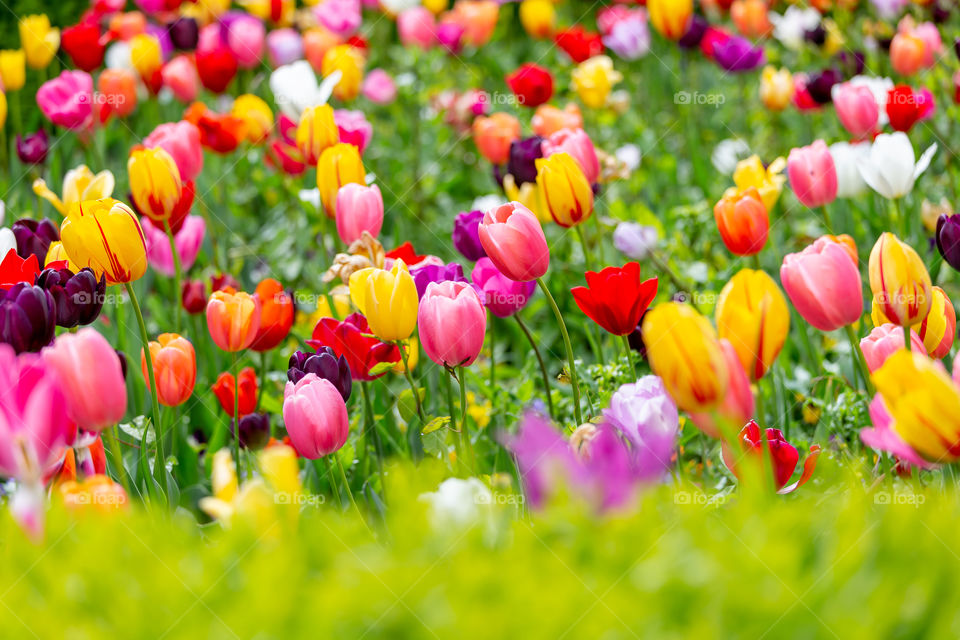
left=212, top=367, right=258, bottom=417
left=731, top=0, right=771, bottom=38
left=141, top=333, right=196, bottom=407
left=714, top=187, right=769, bottom=256
left=531, top=103, right=583, bottom=137
left=472, top=112, right=521, bottom=165
left=206, top=289, right=261, bottom=352
left=98, top=69, right=138, bottom=120
left=250, top=278, right=295, bottom=352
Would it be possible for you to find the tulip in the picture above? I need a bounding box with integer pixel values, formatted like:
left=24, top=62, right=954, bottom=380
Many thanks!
left=61, top=22, right=105, bottom=72
left=269, top=60, right=329, bottom=120
left=505, top=136, right=544, bottom=186
left=643, top=302, right=729, bottom=413
left=937, top=214, right=960, bottom=273
left=0, top=284, right=56, bottom=353
left=410, top=262, right=469, bottom=300
left=144, top=121, right=204, bottom=182
left=141, top=215, right=205, bottom=277
left=212, top=367, right=258, bottom=417
left=398, top=7, right=436, bottom=48
left=868, top=232, right=932, bottom=329
left=830, top=141, right=870, bottom=199
left=36, top=70, right=94, bottom=131
left=535, top=152, right=594, bottom=227
left=334, top=109, right=373, bottom=154
left=250, top=278, right=295, bottom=352
left=19, top=15, right=60, bottom=69
left=33, top=166, right=115, bottom=217
left=890, top=32, right=925, bottom=76
left=183, top=102, right=245, bottom=154
left=873, top=350, right=960, bottom=462
left=0, top=249, right=41, bottom=288
left=141, top=333, right=196, bottom=407
left=728, top=155, right=786, bottom=211
left=531, top=103, right=583, bottom=137
left=477, top=202, right=550, bottom=282
left=787, top=140, right=838, bottom=210
left=541, top=128, right=600, bottom=185
left=418, top=281, right=487, bottom=367
left=648, top=0, right=693, bottom=40
left=861, top=323, right=927, bottom=373
left=452, top=210, right=486, bottom=262
left=317, top=143, right=366, bottom=219
left=206, top=289, right=262, bottom=352
left=322, top=44, right=364, bottom=101
left=15, top=129, right=48, bottom=166
left=196, top=44, right=238, bottom=94
left=713, top=187, right=769, bottom=256
left=603, top=13, right=651, bottom=61
left=832, top=82, right=879, bottom=140
left=571, top=55, right=623, bottom=108
left=129, top=33, right=162, bottom=84
left=231, top=94, right=274, bottom=145
left=861, top=395, right=931, bottom=470
left=59, top=199, right=147, bottom=285
left=473, top=113, right=521, bottom=165
left=296, top=104, right=339, bottom=166
left=97, top=69, right=138, bottom=121
left=759, top=66, right=794, bottom=111
left=613, top=222, right=658, bottom=260
left=0, top=346, right=75, bottom=538
left=236, top=414, right=271, bottom=450
left=731, top=0, right=771, bottom=38
left=362, top=68, right=397, bottom=104
left=716, top=269, right=790, bottom=382
left=12, top=218, right=59, bottom=263
left=721, top=421, right=819, bottom=492
left=307, top=312, right=401, bottom=381
left=601, top=376, right=679, bottom=477
left=886, top=85, right=922, bottom=133
left=162, top=55, right=200, bottom=103
left=448, top=0, right=499, bottom=47
left=128, top=148, right=184, bottom=228
left=506, top=63, right=554, bottom=108
left=857, top=132, right=936, bottom=200
left=35, top=267, right=105, bottom=328
left=348, top=259, right=419, bottom=342
left=266, top=28, right=303, bottom=68
left=220, top=11, right=266, bottom=69
left=780, top=236, right=863, bottom=332
left=520, top=0, right=555, bottom=38
left=689, top=339, right=755, bottom=438
left=471, top=257, right=535, bottom=318
left=169, top=16, right=199, bottom=50
left=283, top=374, right=350, bottom=459
left=873, top=285, right=955, bottom=359
left=288, top=347, right=352, bottom=400
left=713, top=35, right=766, bottom=73
left=571, top=262, right=658, bottom=336
left=182, top=280, right=208, bottom=315
left=0, top=49, right=25, bottom=91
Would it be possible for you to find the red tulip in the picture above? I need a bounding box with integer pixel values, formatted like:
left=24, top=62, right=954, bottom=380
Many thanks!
left=553, top=26, right=603, bottom=63
left=886, top=85, right=921, bottom=133
left=721, top=420, right=820, bottom=493
left=212, top=366, right=258, bottom=417
left=307, top=312, right=401, bottom=381
left=196, top=46, right=238, bottom=94
left=61, top=22, right=105, bottom=72
left=506, top=63, right=554, bottom=108
left=571, top=262, right=658, bottom=336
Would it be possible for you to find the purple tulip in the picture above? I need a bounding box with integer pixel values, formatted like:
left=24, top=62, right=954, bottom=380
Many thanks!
left=288, top=347, right=352, bottom=401
left=35, top=267, right=105, bottom=328
left=506, top=135, right=544, bottom=185
left=471, top=257, right=535, bottom=318
left=603, top=15, right=650, bottom=60
left=602, top=376, right=679, bottom=481
left=410, top=262, right=469, bottom=299
left=168, top=16, right=199, bottom=50
left=936, top=214, right=960, bottom=272
left=0, top=284, right=57, bottom=353
left=452, top=210, right=486, bottom=262
left=712, top=35, right=765, bottom=72
left=16, top=130, right=49, bottom=165
left=805, top=68, right=842, bottom=104
left=12, top=218, right=59, bottom=264
left=237, top=413, right=271, bottom=450
left=678, top=15, right=708, bottom=49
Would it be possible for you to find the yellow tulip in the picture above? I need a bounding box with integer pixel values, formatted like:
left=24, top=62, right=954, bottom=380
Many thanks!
left=322, top=44, right=365, bottom=102
left=231, top=94, right=274, bottom=144
left=0, top=91, right=6, bottom=130
left=648, top=0, right=693, bottom=40
left=571, top=55, right=622, bottom=109
left=873, top=350, right=960, bottom=463
left=348, top=259, right=418, bottom=342
left=317, top=142, right=366, bottom=219
left=423, top=0, right=449, bottom=13
left=128, top=148, right=183, bottom=226
left=129, top=34, right=162, bottom=79
left=519, top=0, right=556, bottom=38
left=60, top=198, right=148, bottom=285
left=868, top=232, right=932, bottom=327
left=759, top=66, right=794, bottom=112
left=236, top=0, right=294, bottom=25
left=535, top=152, right=594, bottom=227
left=725, top=155, right=786, bottom=211
left=296, top=104, right=339, bottom=166
left=872, top=285, right=955, bottom=358
left=716, top=269, right=790, bottom=382
left=504, top=174, right=550, bottom=223
left=0, top=50, right=26, bottom=91
left=642, top=302, right=729, bottom=413
left=33, top=165, right=116, bottom=215
left=44, top=242, right=78, bottom=271
left=19, top=15, right=59, bottom=70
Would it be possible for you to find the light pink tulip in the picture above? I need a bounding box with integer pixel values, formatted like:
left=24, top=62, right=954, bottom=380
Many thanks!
left=283, top=374, right=349, bottom=459
left=162, top=55, right=200, bottom=103
left=398, top=7, right=437, bottom=49
left=316, top=0, right=362, bottom=36
left=418, top=280, right=487, bottom=367
left=787, top=140, right=838, bottom=209
left=141, top=215, right=206, bottom=277
left=362, top=69, right=397, bottom=104
left=266, top=29, right=304, bottom=68
left=334, top=109, right=373, bottom=154
left=336, top=184, right=383, bottom=244
left=478, top=202, right=550, bottom=282
left=690, top=339, right=754, bottom=438
left=541, top=128, right=600, bottom=184
left=860, top=323, right=926, bottom=373
left=36, top=70, right=94, bottom=131
left=144, top=120, right=204, bottom=182
left=780, top=237, right=863, bottom=332
left=832, top=83, right=878, bottom=141
left=221, top=11, right=266, bottom=69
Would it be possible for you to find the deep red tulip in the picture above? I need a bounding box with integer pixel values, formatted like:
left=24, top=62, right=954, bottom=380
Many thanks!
left=196, top=46, right=238, bottom=94
left=61, top=22, right=106, bottom=72
left=721, top=421, right=821, bottom=493
left=385, top=242, right=428, bottom=267
left=554, top=26, right=603, bottom=63
left=886, top=85, right=921, bottom=132
left=181, top=279, right=207, bottom=315
left=506, top=63, right=554, bottom=108
left=212, top=367, right=258, bottom=417
left=184, top=102, right=245, bottom=154
left=571, top=262, right=658, bottom=336
left=307, top=312, right=401, bottom=381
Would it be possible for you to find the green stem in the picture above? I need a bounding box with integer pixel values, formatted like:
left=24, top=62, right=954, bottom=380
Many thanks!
left=334, top=455, right=362, bottom=519
left=163, top=222, right=182, bottom=334
left=458, top=365, right=476, bottom=472
left=258, top=351, right=268, bottom=411
left=318, top=457, right=341, bottom=509
left=820, top=205, right=832, bottom=232
left=232, top=351, right=242, bottom=483
left=445, top=369, right=464, bottom=472
left=903, top=323, right=912, bottom=352
left=513, top=313, right=555, bottom=420
left=398, top=341, right=425, bottom=421
left=123, top=282, right=165, bottom=493
left=488, top=315, right=495, bottom=391
left=103, top=426, right=130, bottom=495
left=361, top=382, right=386, bottom=494
left=536, top=278, right=583, bottom=425
left=844, top=324, right=874, bottom=394
left=574, top=224, right=593, bottom=270
left=621, top=334, right=637, bottom=381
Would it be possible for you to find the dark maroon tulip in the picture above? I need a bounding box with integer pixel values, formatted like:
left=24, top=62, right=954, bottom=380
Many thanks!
left=16, top=130, right=49, bottom=165
left=35, top=267, right=106, bottom=328
left=237, top=413, right=270, bottom=450
left=182, top=279, right=207, bottom=314
left=168, top=17, right=199, bottom=51
left=933, top=3, right=950, bottom=24
left=288, top=347, right=352, bottom=401
left=837, top=51, right=865, bottom=78
left=806, top=68, right=842, bottom=104
left=0, top=283, right=56, bottom=353
left=678, top=15, right=708, bottom=49
left=506, top=135, right=544, bottom=185
left=210, top=272, right=241, bottom=292
left=804, top=25, right=826, bottom=46
left=452, top=210, right=487, bottom=262
left=410, top=262, right=469, bottom=299
left=12, top=218, right=59, bottom=263
left=115, top=349, right=128, bottom=381
left=936, top=214, right=960, bottom=272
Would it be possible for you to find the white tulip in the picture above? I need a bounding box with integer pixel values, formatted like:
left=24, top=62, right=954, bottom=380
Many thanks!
left=770, top=7, right=821, bottom=50
left=830, top=141, right=870, bottom=198
left=857, top=132, right=936, bottom=200
left=269, top=60, right=341, bottom=121
left=419, top=478, right=493, bottom=528
left=0, top=228, right=16, bottom=261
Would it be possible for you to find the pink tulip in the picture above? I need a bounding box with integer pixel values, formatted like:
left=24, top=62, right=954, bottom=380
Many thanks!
left=334, top=109, right=373, bottom=154
left=266, top=29, right=304, bottom=68
left=780, top=236, right=863, bottom=332
left=42, top=328, right=127, bottom=433
left=398, top=7, right=437, bottom=49
left=221, top=11, right=266, bottom=69
left=0, top=345, right=76, bottom=539
left=478, top=202, right=550, bottom=282
left=316, top=0, right=362, bottom=36
left=832, top=83, right=878, bottom=141
left=690, top=339, right=754, bottom=438
left=141, top=215, right=206, bottom=277
left=418, top=280, right=487, bottom=367
left=787, top=140, right=838, bottom=209
left=362, top=69, right=397, bottom=104
left=36, top=70, right=94, bottom=131
left=283, top=374, right=349, bottom=459
left=860, top=323, right=926, bottom=373
left=144, top=120, right=204, bottom=182
left=912, top=21, right=942, bottom=67
left=162, top=55, right=200, bottom=103
left=336, top=184, right=383, bottom=244
left=541, top=128, right=600, bottom=184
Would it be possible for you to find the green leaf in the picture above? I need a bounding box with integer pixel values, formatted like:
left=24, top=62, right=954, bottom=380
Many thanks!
left=421, top=416, right=451, bottom=435
left=397, top=387, right=425, bottom=423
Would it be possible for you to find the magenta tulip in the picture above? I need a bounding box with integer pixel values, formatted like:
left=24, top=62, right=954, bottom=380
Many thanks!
left=787, top=140, right=838, bottom=209
left=860, top=323, right=926, bottom=373
left=335, top=184, right=384, bottom=244
left=478, top=202, right=550, bottom=282
left=142, top=215, right=206, bottom=277
left=471, top=257, right=535, bottom=317
left=144, top=120, right=204, bottom=182
left=36, top=70, right=94, bottom=131
left=832, top=83, right=879, bottom=141
left=780, top=236, right=863, bottom=332
left=541, top=128, right=600, bottom=184
left=282, top=373, right=349, bottom=459
left=418, top=280, right=487, bottom=367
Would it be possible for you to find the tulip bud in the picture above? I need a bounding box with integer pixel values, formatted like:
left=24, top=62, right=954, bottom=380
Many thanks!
left=477, top=202, right=550, bottom=282
left=237, top=413, right=271, bottom=450
left=317, top=143, right=366, bottom=219
left=142, top=333, right=196, bottom=407
left=418, top=281, right=487, bottom=367
left=212, top=367, right=258, bottom=417
left=716, top=269, right=790, bottom=382
left=535, top=152, right=594, bottom=227
left=868, top=232, right=932, bottom=327
left=283, top=374, right=350, bottom=459
left=15, top=130, right=48, bottom=166
left=713, top=187, right=769, bottom=256
left=780, top=236, right=863, bottom=332
left=288, top=347, right=352, bottom=401
left=336, top=183, right=384, bottom=244
left=182, top=279, right=208, bottom=315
